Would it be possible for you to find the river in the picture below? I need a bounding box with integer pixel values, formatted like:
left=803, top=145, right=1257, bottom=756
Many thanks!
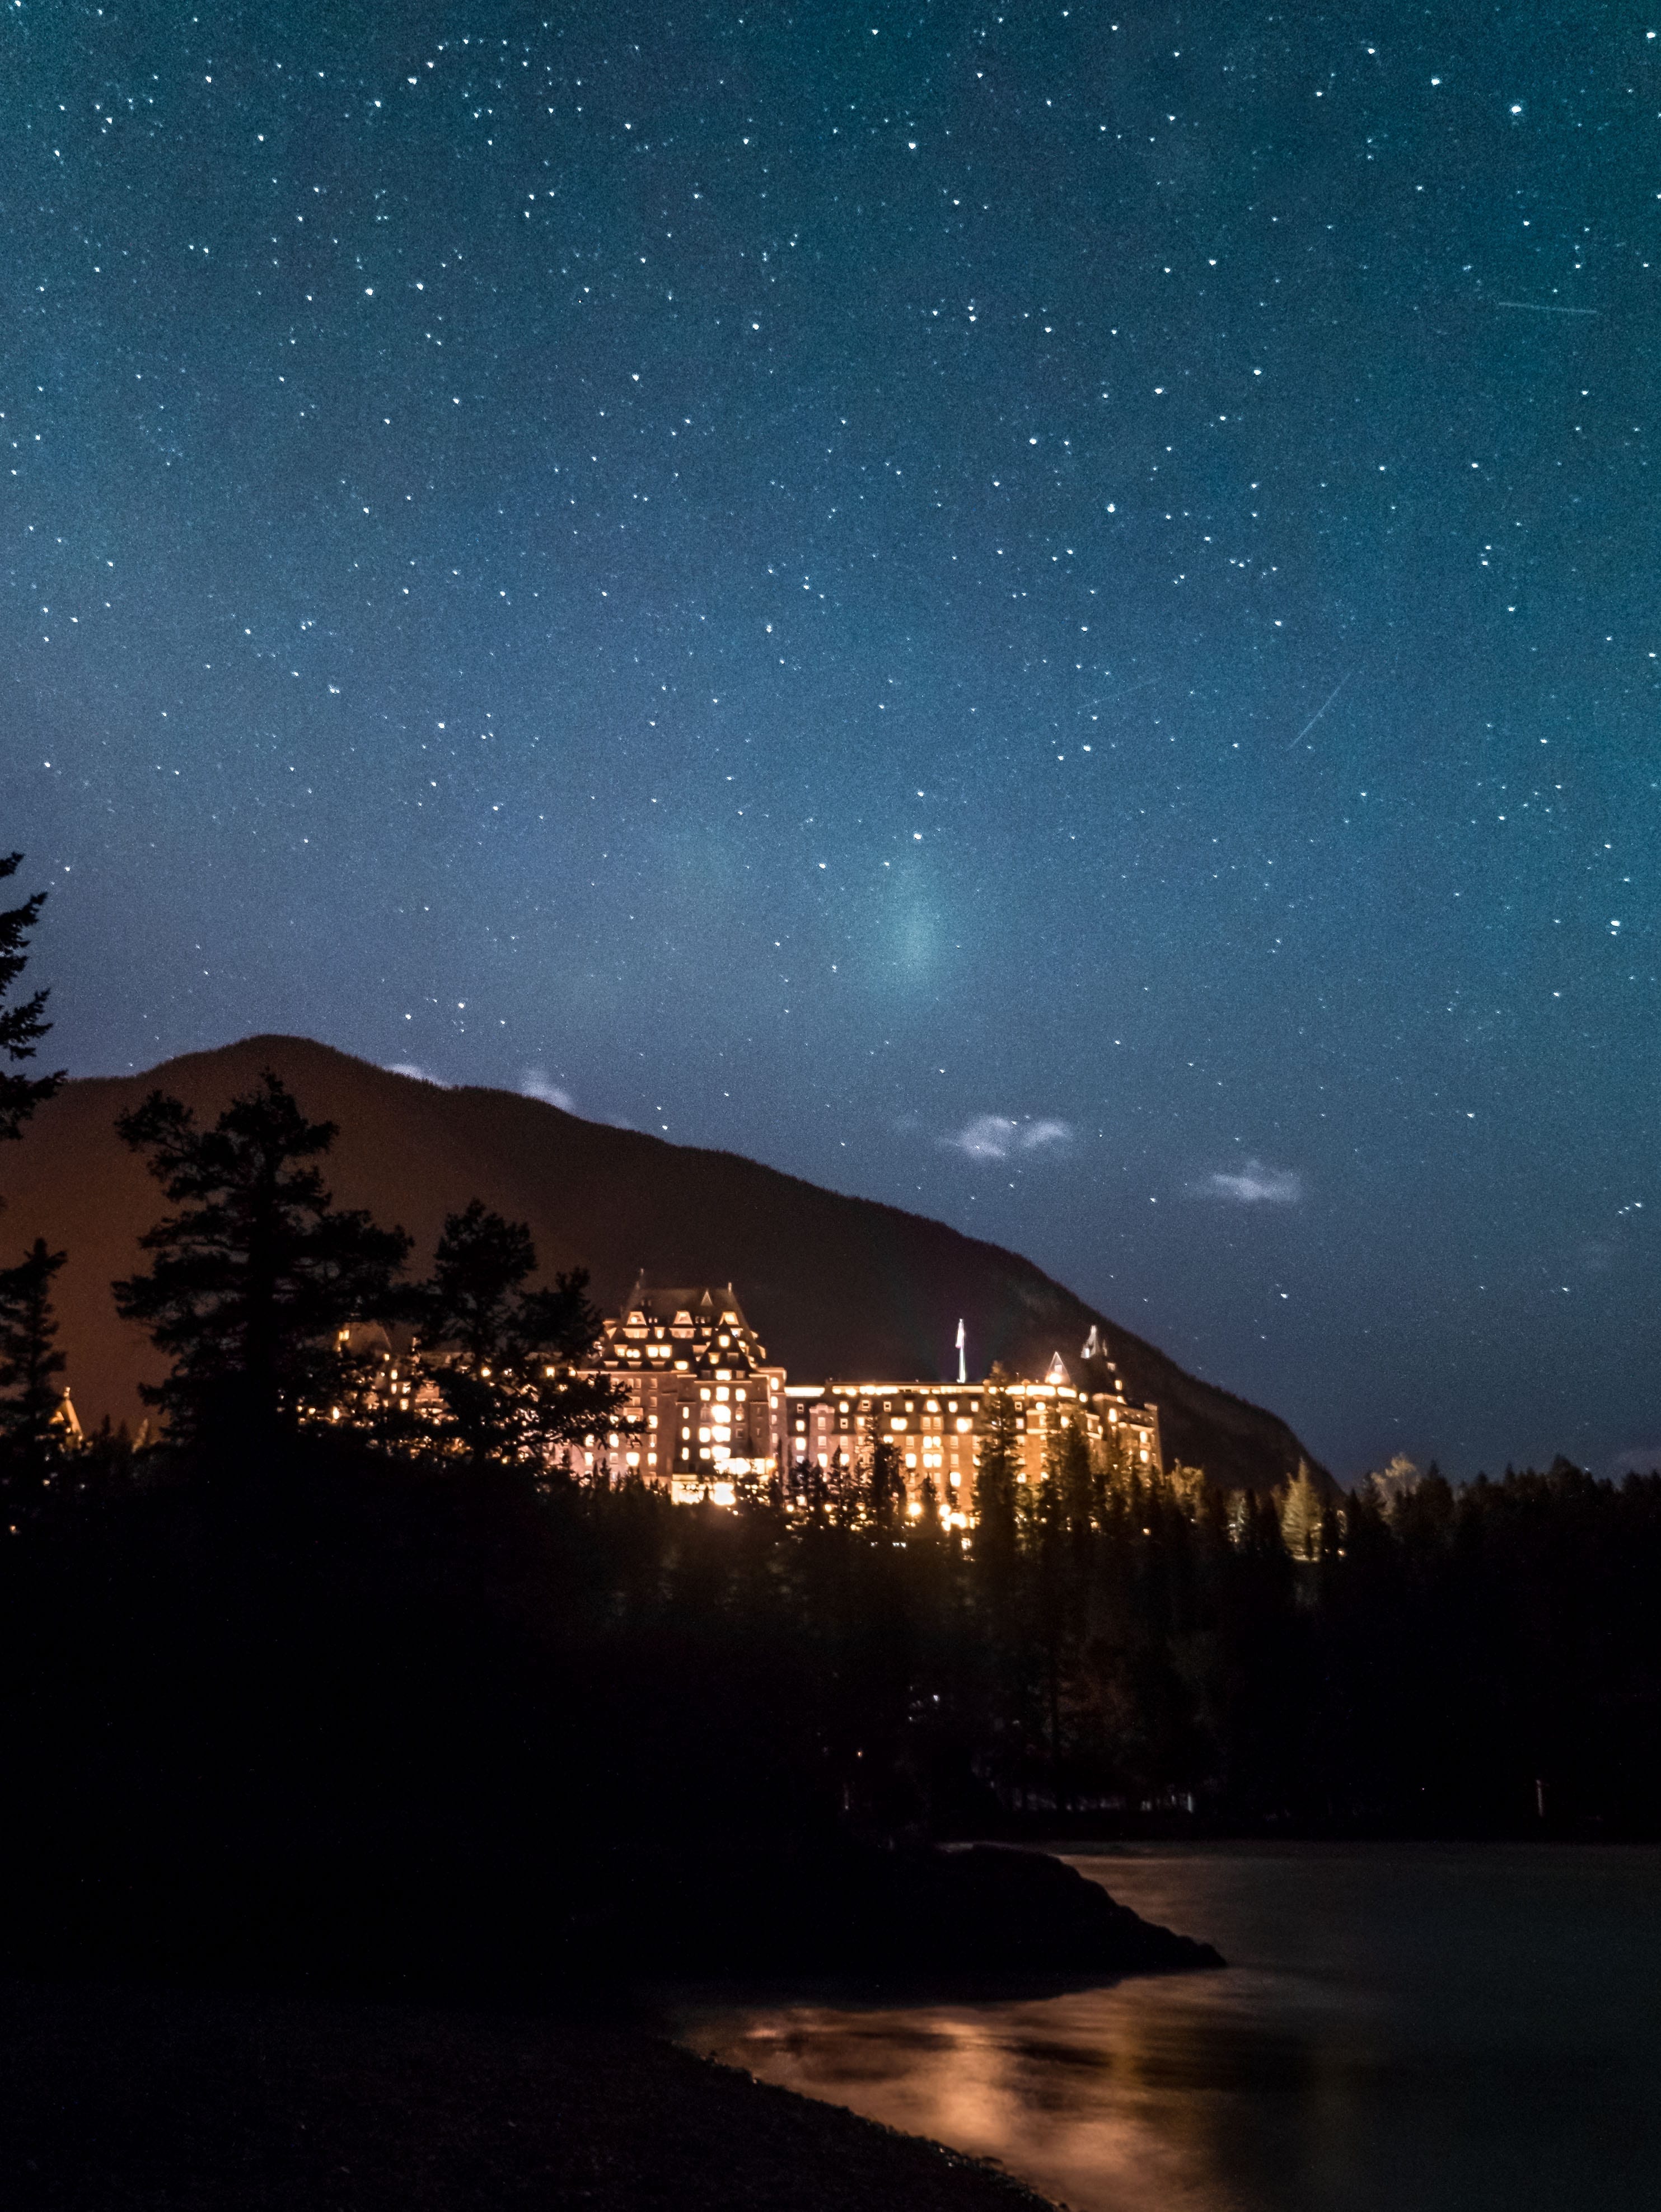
left=671, top=1842, right=1661, bottom=2212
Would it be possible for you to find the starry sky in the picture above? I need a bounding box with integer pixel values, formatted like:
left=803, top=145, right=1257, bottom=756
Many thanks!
left=3, top=1, right=1657, bottom=1479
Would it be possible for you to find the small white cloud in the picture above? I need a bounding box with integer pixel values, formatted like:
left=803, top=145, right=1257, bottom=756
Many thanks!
left=386, top=1061, right=449, bottom=1087
left=1199, top=1158, right=1304, bottom=1205
left=952, top=1115, right=1019, bottom=1159
left=521, top=1070, right=575, bottom=1111
left=947, top=1114, right=1075, bottom=1161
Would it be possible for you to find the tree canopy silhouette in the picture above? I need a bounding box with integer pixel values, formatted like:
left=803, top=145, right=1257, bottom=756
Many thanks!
left=0, top=852, right=64, bottom=1157
left=113, top=1072, right=411, bottom=1444
left=0, top=1236, right=67, bottom=1489
left=414, top=1197, right=629, bottom=1469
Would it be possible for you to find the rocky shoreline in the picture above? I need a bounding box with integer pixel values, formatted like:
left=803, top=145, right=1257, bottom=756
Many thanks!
left=0, top=1850, right=1221, bottom=2209
left=0, top=1977, right=1059, bottom=2212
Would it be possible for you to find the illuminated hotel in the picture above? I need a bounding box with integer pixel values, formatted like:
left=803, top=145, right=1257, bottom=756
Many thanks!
left=783, top=1344, right=1161, bottom=1528
left=583, top=1285, right=1162, bottom=1513
left=585, top=1280, right=787, bottom=1504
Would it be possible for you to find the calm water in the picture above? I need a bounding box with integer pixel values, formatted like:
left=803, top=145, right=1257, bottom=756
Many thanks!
left=672, top=1844, right=1661, bottom=2212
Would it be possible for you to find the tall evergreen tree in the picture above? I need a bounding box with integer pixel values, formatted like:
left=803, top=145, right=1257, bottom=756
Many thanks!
left=1279, top=1460, right=1326, bottom=1561
left=113, top=1073, right=411, bottom=1445
left=0, top=1235, right=68, bottom=1485
left=972, top=1367, right=1021, bottom=1567
left=866, top=1433, right=904, bottom=1530
left=0, top=852, right=64, bottom=1155
left=415, top=1198, right=627, bottom=1471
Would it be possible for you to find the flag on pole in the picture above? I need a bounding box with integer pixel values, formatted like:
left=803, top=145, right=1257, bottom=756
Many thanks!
left=955, top=1317, right=967, bottom=1386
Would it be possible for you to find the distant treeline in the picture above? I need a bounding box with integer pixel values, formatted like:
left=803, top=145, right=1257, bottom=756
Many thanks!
left=1, top=1426, right=1658, bottom=1993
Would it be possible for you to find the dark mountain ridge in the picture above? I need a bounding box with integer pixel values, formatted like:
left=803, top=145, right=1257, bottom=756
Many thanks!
left=1, top=1034, right=1320, bottom=1488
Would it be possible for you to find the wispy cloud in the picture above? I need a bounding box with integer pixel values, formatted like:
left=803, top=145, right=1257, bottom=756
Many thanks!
left=947, top=1114, right=1075, bottom=1161
left=520, top=1070, right=575, bottom=1112
left=385, top=1062, right=450, bottom=1088
left=1196, top=1158, right=1304, bottom=1205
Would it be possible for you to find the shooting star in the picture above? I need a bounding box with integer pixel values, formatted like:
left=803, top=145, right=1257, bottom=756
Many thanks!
left=1289, top=670, right=1353, bottom=749
left=1099, top=672, right=1158, bottom=704
left=1491, top=299, right=1601, bottom=317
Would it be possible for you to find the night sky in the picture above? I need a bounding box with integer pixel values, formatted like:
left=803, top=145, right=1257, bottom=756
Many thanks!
left=4, top=2, right=1657, bottom=1479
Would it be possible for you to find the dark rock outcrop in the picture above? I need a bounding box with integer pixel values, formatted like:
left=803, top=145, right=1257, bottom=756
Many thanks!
left=644, top=1840, right=1224, bottom=1982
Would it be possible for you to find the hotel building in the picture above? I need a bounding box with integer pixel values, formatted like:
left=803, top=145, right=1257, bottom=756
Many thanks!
left=783, top=1347, right=1162, bottom=1527
left=341, top=1281, right=1163, bottom=1517
left=584, top=1280, right=787, bottom=1504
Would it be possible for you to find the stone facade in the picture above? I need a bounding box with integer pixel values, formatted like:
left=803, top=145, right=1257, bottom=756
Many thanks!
left=336, top=1284, right=1163, bottom=1514
left=783, top=1351, right=1162, bottom=1526
left=584, top=1280, right=787, bottom=1503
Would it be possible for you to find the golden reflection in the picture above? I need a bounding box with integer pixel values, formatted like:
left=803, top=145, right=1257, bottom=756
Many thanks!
left=681, top=1977, right=1269, bottom=2212
left=673, top=1846, right=1661, bottom=2212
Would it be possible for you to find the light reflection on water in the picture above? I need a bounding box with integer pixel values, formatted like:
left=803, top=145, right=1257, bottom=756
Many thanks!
left=672, top=1844, right=1661, bottom=2212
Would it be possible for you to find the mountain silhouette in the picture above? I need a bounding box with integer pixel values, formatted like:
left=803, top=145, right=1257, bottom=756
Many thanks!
left=1, top=1035, right=1319, bottom=1488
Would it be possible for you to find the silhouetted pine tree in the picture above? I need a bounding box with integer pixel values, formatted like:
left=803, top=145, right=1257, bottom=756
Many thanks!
left=0, top=852, right=64, bottom=1156
left=0, top=1235, right=68, bottom=1493
left=866, top=1433, right=904, bottom=1530
left=972, top=1366, right=1021, bottom=1582
left=113, top=1073, right=412, bottom=1447
left=414, top=1198, right=628, bottom=1471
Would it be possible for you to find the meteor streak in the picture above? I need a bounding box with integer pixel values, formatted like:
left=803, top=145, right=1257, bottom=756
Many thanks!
left=1289, top=670, right=1354, bottom=748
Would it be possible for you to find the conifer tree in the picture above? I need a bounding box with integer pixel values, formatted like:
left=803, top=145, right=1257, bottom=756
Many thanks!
left=0, top=853, right=64, bottom=1156
left=866, top=1433, right=904, bottom=1530
left=973, top=1367, right=1021, bottom=1579
left=1279, top=1460, right=1326, bottom=1561
left=0, top=1235, right=68, bottom=1484
left=113, top=1073, right=412, bottom=1445
left=415, top=1198, right=627, bottom=1471
left=1051, top=1416, right=1096, bottom=1547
